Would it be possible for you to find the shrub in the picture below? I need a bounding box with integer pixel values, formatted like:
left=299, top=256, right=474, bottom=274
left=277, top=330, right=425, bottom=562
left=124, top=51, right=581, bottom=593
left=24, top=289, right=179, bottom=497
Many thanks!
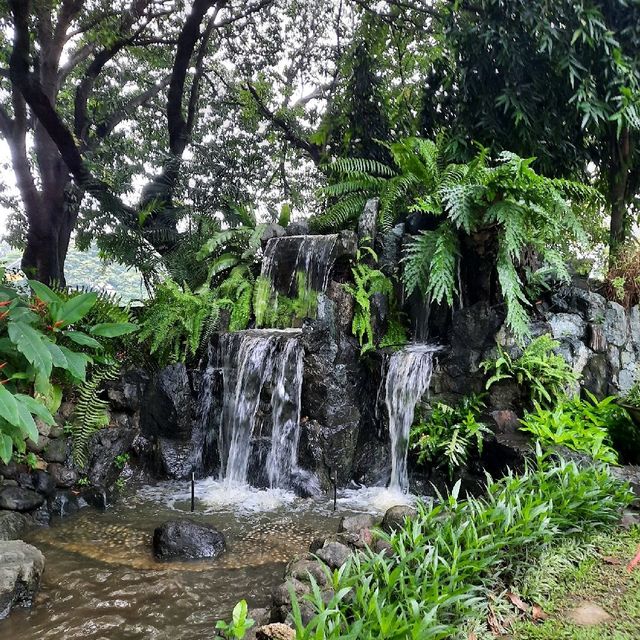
left=0, top=272, right=136, bottom=462
left=519, top=393, right=620, bottom=463
left=138, top=279, right=220, bottom=367
left=290, top=450, right=631, bottom=640
left=603, top=242, right=640, bottom=308
left=481, top=334, right=579, bottom=407
left=410, top=393, right=490, bottom=477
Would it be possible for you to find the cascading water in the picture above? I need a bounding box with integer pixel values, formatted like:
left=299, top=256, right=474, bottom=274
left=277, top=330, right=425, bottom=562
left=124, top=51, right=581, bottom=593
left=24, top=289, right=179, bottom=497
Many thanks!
left=218, top=330, right=305, bottom=489
left=260, top=234, right=339, bottom=295
left=384, top=345, right=438, bottom=493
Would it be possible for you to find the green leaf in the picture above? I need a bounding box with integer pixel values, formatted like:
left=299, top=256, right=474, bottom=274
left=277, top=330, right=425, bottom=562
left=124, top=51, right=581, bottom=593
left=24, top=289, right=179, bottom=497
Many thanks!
left=59, top=346, right=92, bottom=381
left=89, top=322, right=138, bottom=337
left=0, top=434, right=12, bottom=464
left=63, top=331, right=103, bottom=349
left=46, top=341, right=69, bottom=369
left=28, top=280, right=62, bottom=305
left=53, top=292, right=98, bottom=327
left=7, top=321, right=53, bottom=378
left=15, top=400, right=38, bottom=442
left=0, top=385, right=19, bottom=426
left=14, top=394, right=55, bottom=426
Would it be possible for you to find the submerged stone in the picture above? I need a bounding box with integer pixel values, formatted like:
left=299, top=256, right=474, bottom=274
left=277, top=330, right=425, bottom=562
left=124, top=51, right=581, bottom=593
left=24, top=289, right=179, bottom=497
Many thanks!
left=152, top=519, right=225, bottom=561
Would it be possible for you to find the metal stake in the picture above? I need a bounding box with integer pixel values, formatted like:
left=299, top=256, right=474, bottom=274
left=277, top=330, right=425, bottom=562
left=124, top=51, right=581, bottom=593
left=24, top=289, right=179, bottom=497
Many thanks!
left=331, top=468, right=337, bottom=512
left=191, top=471, right=195, bottom=512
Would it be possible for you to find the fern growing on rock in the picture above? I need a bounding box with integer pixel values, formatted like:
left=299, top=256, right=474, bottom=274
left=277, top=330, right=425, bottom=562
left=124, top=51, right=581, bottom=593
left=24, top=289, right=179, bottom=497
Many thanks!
left=318, top=137, right=597, bottom=343
left=68, top=361, right=120, bottom=467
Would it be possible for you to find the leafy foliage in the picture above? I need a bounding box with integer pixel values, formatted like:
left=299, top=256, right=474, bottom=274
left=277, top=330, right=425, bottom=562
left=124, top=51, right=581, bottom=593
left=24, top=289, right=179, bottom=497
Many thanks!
left=0, top=271, right=135, bottom=462
left=410, top=394, right=490, bottom=477
left=138, top=280, right=220, bottom=367
left=317, top=138, right=595, bottom=342
left=67, top=362, right=120, bottom=467
left=290, top=450, right=632, bottom=640
left=482, top=335, right=579, bottom=407
left=519, top=394, right=621, bottom=464
left=215, top=600, right=255, bottom=640
left=603, top=241, right=640, bottom=308
left=343, top=247, right=406, bottom=354
left=254, top=273, right=318, bottom=330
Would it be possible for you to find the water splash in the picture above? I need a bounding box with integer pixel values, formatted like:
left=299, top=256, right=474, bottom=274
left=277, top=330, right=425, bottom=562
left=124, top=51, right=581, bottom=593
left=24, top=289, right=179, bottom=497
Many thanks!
left=384, top=345, right=439, bottom=493
left=261, top=234, right=339, bottom=295
left=218, top=330, right=306, bottom=489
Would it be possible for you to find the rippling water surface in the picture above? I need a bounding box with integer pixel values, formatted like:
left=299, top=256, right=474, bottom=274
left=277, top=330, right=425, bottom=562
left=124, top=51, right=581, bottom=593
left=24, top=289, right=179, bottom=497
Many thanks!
left=0, top=481, right=407, bottom=640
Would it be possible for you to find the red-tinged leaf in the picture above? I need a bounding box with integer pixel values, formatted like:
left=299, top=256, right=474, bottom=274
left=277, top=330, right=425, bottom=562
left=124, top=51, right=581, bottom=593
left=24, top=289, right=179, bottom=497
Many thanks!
left=627, top=545, right=640, bottom=573
left=603, top=556, right=622, bottom=565
left=532, top=604, right=549, bottom=622
left=507, top=591, right=529, bottom=613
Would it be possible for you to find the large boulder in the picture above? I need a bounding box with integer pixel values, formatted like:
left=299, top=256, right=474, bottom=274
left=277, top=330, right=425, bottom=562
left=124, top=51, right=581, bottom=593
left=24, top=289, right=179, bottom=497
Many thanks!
left=0, top=487, right=44, bottom=512
left=0, top=540, right=45, bottom=619
left=85, top=426, right=137, bottom=487
left=381, top=505, right=417, bottom=532
left=0, top=513, right=30, bottom=541
left=105, top=369, right=149, bottom=413
left=152, top=519, right=225, bottom=561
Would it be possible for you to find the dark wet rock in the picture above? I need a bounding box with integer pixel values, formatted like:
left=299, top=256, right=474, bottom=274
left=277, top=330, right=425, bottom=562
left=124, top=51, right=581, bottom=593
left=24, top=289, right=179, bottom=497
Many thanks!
left=141, top=364, right=193, bottom=440
left=48, top=425, right=64, bottom=439
left=316, top=541, right=352, bottom=569
left=31, top=471, right=56, bottom=497
left=42, top=438, right=69, bottom=464
left=379, top=223, right=404, bottom=277
left=256, top=623, right=296, bottom=640
left=245, top=608, right=271, bottom=640
left=382, top=505, right=417, bottom=532
left=30, top=505, right=51, bottom=527
left=47, top=463, right=78, bottom=488
left=0, top=461, right=23, bottom=481
left=286, top=559, right=329, bottom=587
left=0, top=540, right=45, bottom=619
left=85, top=426, right=137, bottom=487
left=0, top=487, right=45, bottom=512
left=35, top=419, right=52, bottom=438
left=152, top=519, right=226, bottom=561
left=338, top=513, right=379, bottom=534
left=272, top=578, right=310, bottom=608
left=80, top=486, right=112, bottom=510
left=405, top=211, right=432, bottom=235
left=370, top=292, right=389, bottom=342
left=15, top=472, right=35, bottom=491
left=357, top=198, right=379, bottom=244
left=0, top=512, right=29, bottom=540
left=48, top=491, right=80, bottom=518
left=611, top=465, right=640, bottom=509
left=105, top=369, right=149, bottom=413
left=26, top=435, right=49, bottom=455
left=285, top=220, right=310, bottom=236
left=489, top=410, right=521, bottom=435
left=487, top=379, right=522, bottom=411
left=154, top=438, right=195, bottom=480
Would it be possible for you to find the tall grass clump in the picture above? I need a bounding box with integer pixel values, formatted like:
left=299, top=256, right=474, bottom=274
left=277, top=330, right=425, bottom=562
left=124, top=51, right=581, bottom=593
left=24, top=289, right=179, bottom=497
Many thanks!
left=290, top=448, right=632, bottom=640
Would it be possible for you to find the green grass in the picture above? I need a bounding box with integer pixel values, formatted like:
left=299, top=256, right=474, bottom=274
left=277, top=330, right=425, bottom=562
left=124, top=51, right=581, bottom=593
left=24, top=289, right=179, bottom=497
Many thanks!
left=511, top=524, right=640, bottom=640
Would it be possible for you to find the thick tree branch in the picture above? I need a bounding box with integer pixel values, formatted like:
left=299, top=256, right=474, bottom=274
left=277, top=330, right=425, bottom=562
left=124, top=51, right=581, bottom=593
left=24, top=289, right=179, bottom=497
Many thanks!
left=214, top=0, right=276, bottom=27
left=245, top=82, right=322, bottom=164
left=95, top=75, right=172, bottom=140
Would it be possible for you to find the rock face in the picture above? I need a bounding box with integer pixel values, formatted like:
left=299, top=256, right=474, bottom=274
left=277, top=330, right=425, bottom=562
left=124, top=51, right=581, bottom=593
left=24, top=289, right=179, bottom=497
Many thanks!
left=152, top=519, right=226, bottom=561
left=0, top=487, right=45, bottom=513
left=0, top=541, right=45, bottom=619
left=0, top=513, right=29, bottom=541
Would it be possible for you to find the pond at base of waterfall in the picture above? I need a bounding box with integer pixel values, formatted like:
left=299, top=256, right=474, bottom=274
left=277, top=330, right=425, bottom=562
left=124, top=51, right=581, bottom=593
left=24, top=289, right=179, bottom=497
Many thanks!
left=0, top=481, right=411, bottom=640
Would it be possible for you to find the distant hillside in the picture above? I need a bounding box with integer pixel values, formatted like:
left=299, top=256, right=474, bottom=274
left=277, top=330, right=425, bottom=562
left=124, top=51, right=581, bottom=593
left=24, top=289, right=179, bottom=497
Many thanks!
left=0, top=241, right=147, bottom=302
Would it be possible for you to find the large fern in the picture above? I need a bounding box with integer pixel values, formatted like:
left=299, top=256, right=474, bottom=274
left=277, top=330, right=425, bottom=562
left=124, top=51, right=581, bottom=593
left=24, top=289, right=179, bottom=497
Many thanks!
left=68, top=361, right=120, bottom=468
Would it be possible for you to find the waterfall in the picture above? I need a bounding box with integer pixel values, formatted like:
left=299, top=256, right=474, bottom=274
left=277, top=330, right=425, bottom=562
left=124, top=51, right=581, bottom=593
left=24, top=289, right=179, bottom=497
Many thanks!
left=384, top=345, right=438, bottom=493
left=261, top=234, right=339, bottom=295
left=218, top=330, right=304, bottom=488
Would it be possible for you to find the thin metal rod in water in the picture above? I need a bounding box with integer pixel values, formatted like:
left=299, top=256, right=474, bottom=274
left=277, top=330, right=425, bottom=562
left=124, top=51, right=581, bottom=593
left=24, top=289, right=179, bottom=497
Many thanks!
left=331, top=468, right=337, bottom=512
left=190, top=472, right=195, bottom=512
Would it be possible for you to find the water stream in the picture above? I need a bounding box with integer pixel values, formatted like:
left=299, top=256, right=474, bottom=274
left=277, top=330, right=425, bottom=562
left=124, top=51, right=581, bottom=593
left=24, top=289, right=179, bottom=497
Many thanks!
left=216, top=330, right=305, bottom=490
left=384, top=345, right=439, bottom=492
left=260, top=234, right=339, bottom=295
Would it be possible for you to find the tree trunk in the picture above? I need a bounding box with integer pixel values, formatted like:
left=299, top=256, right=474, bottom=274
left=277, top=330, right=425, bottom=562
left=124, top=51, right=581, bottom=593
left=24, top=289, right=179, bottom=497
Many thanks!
left=608, top=126, right=633, bottom=260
